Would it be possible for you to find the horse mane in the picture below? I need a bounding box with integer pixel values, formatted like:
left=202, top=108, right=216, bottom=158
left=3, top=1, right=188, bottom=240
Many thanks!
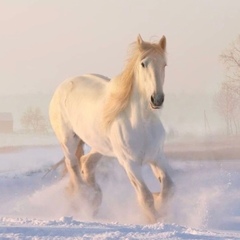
left=102, top=39, right=165, bottom=130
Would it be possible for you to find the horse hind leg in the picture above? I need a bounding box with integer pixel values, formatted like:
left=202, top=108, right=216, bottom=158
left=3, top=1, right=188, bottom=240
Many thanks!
left=60, top=133, right=85, bottom=196
left=75, top=139, right=85, bottom=165
left=79, top=150, right=103, bottom=216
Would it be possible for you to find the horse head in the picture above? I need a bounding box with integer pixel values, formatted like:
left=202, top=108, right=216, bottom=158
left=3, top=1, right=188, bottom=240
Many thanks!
left=135, top=35, right=167, bottom=109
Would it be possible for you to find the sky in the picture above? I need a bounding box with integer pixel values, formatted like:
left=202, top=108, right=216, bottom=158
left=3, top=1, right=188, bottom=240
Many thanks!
left=1, top=0, right=240, bottom=96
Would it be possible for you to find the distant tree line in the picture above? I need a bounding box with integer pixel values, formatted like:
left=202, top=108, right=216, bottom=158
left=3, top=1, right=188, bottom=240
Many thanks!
left=215, top=35, right=240, bottom=135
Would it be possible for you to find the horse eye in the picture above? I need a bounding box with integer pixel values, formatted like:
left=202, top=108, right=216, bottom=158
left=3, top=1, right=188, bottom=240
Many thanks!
left=141, top=62, right=145, bottom=68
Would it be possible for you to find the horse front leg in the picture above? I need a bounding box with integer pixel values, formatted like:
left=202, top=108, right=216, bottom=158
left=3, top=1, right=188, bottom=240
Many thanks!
left=150, top=155, right=174, bottom=216
left=122, top=161, right=158, bottom=223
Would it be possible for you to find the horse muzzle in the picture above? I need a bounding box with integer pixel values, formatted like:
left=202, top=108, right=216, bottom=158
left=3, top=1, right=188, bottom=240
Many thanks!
left=150, top=94, right=164, bottom=109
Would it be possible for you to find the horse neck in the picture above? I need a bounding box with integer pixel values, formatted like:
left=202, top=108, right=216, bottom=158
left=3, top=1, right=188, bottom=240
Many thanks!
left=127, top=77, right=153, bottom=123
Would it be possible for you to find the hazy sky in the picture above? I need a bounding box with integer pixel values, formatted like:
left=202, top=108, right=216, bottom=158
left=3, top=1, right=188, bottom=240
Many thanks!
left=1, top=0, right=240, bottom=96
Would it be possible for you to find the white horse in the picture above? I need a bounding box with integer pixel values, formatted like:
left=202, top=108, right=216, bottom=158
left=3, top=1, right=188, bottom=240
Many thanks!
left=49, top=35, right=173, bottom=223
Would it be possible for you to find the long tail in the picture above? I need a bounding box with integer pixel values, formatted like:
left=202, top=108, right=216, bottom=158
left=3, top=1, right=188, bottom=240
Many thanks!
left=42, top=157, right=66, bottom=179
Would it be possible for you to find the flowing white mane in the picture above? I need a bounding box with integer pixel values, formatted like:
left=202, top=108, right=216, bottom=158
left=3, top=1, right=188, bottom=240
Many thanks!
left=102, top=39, right=166, bottom=129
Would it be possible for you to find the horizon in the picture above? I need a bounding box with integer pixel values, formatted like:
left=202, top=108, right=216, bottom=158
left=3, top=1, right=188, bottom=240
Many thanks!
left=0, top=92, right=223, bottom=135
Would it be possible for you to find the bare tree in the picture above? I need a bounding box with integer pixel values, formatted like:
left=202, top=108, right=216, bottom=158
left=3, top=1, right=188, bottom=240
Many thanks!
left=215, top=83, right=240, bottom=135
left=217, top=35, right=240, bottom=135
left=220, top=35, right=240, bottom=95
left=21, top=107, right=48, bottom=133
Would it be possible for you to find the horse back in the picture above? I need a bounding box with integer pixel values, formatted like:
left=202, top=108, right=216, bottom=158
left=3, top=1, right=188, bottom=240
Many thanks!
left=49, top=73, right=110, bottom=145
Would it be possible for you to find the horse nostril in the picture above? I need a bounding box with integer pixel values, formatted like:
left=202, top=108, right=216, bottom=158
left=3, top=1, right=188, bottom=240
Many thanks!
left=151, top=95, right=154, bottom=104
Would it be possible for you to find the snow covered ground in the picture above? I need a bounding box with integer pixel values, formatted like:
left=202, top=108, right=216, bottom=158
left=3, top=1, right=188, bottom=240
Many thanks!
left=0, top=143, right=240, bottom=239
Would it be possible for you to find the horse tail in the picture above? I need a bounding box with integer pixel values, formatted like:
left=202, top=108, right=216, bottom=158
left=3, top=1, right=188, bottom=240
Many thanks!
left=42, top=157, right=66, bottom=179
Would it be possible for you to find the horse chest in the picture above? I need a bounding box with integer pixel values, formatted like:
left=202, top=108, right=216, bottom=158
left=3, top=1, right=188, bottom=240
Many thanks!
left=111, top=118, right=165, bottom=162
left=139, top=121, right=164, bottom=161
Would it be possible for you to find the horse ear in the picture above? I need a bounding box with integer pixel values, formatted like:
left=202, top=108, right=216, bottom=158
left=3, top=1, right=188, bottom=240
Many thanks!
left=159, top=35, right=166, bottom=51
left=137, top=34, right=144, bottom=46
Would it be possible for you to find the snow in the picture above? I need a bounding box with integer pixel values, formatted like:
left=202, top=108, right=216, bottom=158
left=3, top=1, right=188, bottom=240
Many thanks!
left=1, top=218, right=239, bottom=240
left=0, top=143, right=240, bottom=239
